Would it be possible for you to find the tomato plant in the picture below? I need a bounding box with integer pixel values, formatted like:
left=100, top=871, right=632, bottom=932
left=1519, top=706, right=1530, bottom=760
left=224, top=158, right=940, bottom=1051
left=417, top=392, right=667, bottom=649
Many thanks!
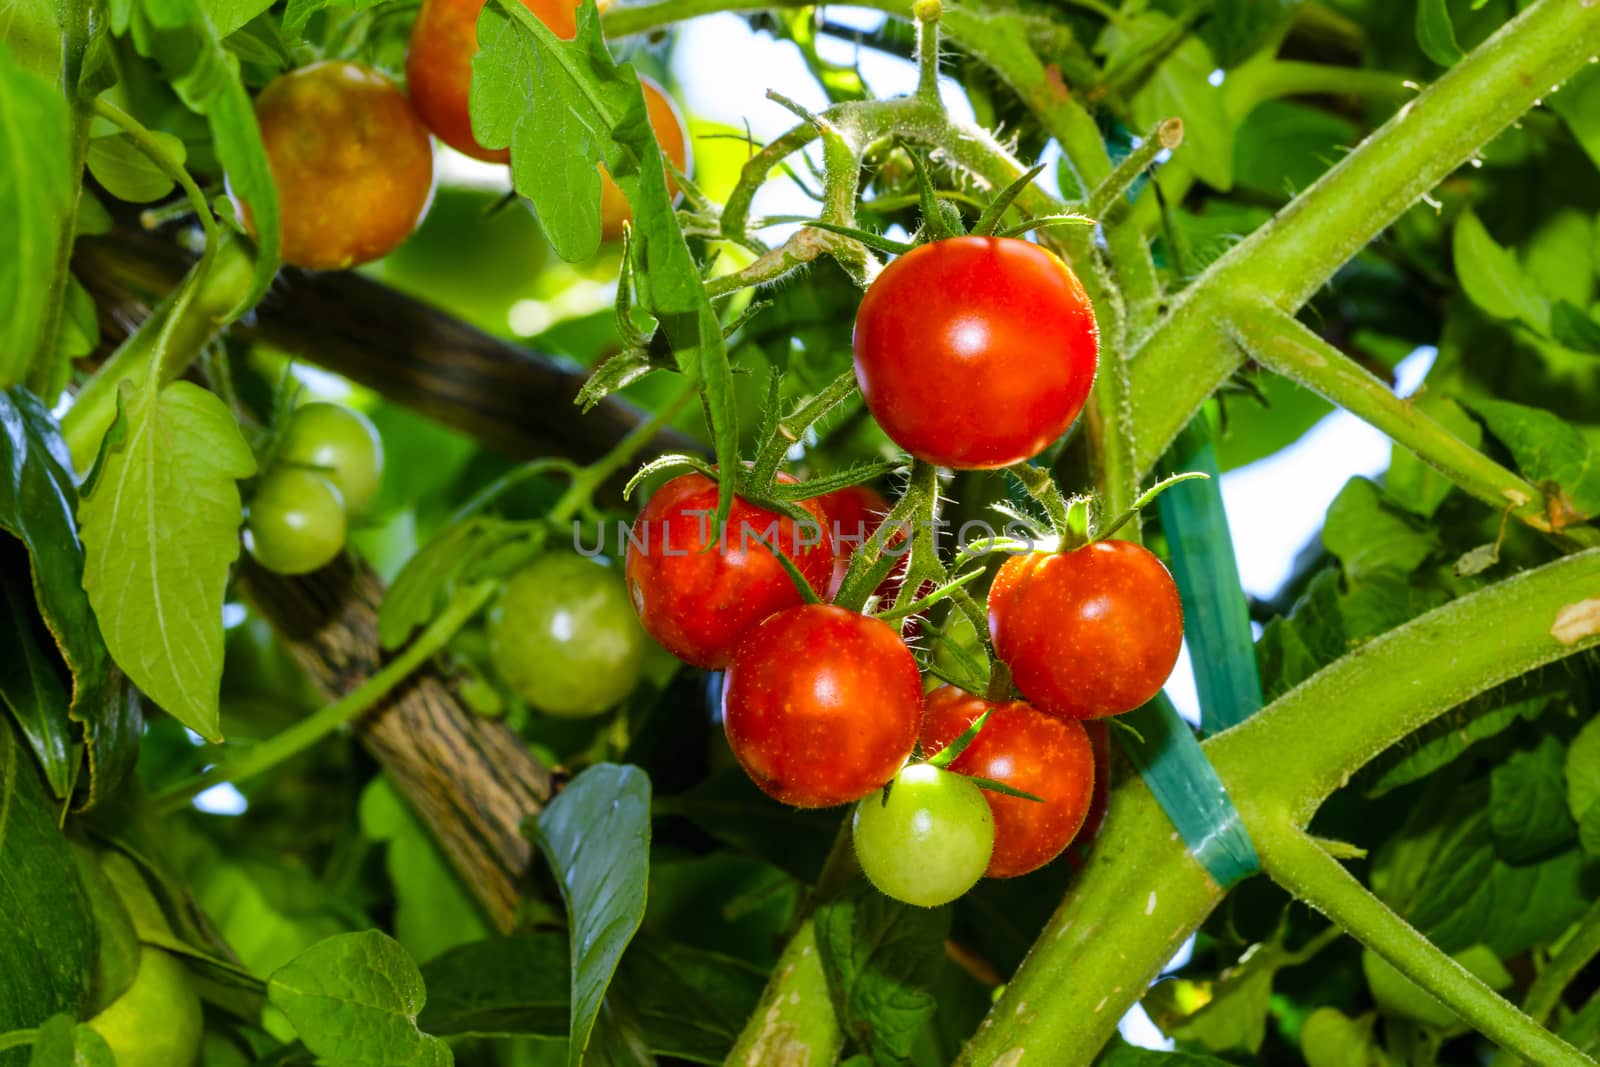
left=722, top=604, right=922, bottom=808
left=7, top=0, right=1600, bottom=1062
left=486, top=553, right=648, bottom=717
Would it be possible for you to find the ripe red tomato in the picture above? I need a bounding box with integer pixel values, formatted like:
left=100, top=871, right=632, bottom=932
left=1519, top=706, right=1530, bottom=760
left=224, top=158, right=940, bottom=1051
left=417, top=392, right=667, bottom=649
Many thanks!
left=723, top=605, right=922, bottom=807
left=989, top=540, right=1182, bottom=719
left=919, top=685, right=1095, bottom=878
left=625, top=473, right=832, bottom=669
left=852, top=236, right=1098, bottom=469
left=404, top=0, right=689, bottom=239
left=252, top=62, right=435, bottom=270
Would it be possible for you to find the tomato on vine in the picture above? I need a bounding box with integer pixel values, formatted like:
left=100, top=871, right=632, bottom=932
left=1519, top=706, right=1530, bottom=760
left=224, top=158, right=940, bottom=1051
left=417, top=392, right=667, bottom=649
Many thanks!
left=920, top=685, right=1096, bottom=878
left=625, top=472, right=832, bottom=669
left=252, top=61, right=435, bottom=271
left=852, top=236, right=1098, bottom=469
left=278, top=402, right=385, bottom=514
left=988, top=540, right=1183, bottom=720
left=404, top=0, right=689, bottom=240
left=852, top=763, right=994, bottom=907
left=722, top=604, right=921, bottom=808
left=487, top=553, right=648, bottom=717
left=246, top=467, right=347, bottom=575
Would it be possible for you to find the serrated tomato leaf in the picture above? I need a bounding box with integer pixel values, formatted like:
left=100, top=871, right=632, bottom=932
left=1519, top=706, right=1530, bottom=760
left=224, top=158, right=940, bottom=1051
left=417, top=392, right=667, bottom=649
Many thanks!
left=0, top=49, right=74, bottom=389
left=1489, top=734, right=1576, bottom=863
left=267, top=931, right=452, bottom=1067
left=1458, top=396, right=1600, bottom=522
left=530, top=763, right=651, bottom=1067
left=79, top=381, right=256, bottom=742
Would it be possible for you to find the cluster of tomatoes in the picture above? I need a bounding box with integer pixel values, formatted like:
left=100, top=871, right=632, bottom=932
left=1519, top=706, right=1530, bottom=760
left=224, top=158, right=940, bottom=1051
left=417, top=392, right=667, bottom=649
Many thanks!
left=246, top=402, right=385, bottom=575
left=248, top=0, right=689, bottom=270
left=617, top=234, right=1185, bottom=907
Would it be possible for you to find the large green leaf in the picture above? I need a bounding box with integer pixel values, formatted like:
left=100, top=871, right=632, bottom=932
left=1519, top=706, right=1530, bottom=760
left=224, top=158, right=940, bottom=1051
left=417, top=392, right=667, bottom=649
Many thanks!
left=0, top=47, right=73, bottom=389
left=79, top=380, right=256, bottom=742
left=419, top=933, right=570, bottom=1039
left=0, top=574, right=71, bottom=798
left=1489, top=734, right=1577, bottom=863
left=1458, top=396, right=1600, bottom=521
left=1414, top=0, right=1463, bottom=67
left=1452, top=211, right=1547, bottom=328
left=531, top=763, right=651, bottom=1067
left=1321, top=478, right=1438, bottom=583
left=0, top=389, right=124, bottom=805
left=815, top=884, right=948, bottom=1066
left=0, top=725, right=96, bottom=1067
left=267, top=931, right=452, bottom=1067
left=1550, top=64, right=1600, bottom=175
left=655, top=766, right=838, bottom=882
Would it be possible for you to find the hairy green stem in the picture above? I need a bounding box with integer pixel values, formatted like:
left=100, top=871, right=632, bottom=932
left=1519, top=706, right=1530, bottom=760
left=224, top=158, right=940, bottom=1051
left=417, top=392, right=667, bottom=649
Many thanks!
left=1126, top=0, right=1600, bottom=477
left=1225, top=300, right=1599, bottom=546
left=1259, top=824, right=1596, bottom=1067
left=722, top=920, right=843, bottom=1067
left=91, top=99, right=220, bottom=248
left=1085, top=119, right=1184, bottom=222
left=961, top=547, right=1600, bottom=1062
left=153, top=580, right=497, bottom=812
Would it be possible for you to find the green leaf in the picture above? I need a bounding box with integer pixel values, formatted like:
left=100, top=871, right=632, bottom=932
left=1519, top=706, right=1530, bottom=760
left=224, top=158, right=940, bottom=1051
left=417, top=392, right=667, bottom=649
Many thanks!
left=86, top=130, right=186, bottom=204
left=55, top=280, right=99, bottom=366
left=1551, top=300, right=1600, bottom=354
left=1414, top=0, right=1464, bottom=67
left=418, top=933, right=570, bottom=1039
left=1458, top=396, right=1600, bottom=521
left=654, top=766, right=838, bottom=882
left=613, top=937, right=765, bottom=1065
left=111, top=0, right=279, bottom=305
left=24, top=1014, right=114, bottom=1067
left=1097, top=1036, right=1238, bottom=1065
left=1580, top=803, right=1600, bottom=856
left=531, top=763, right=651, bottom=1067
left=1364, top=693, right=1547, bottom=797
left=1127, top=25, right=1233, bottom=191
left=1321, top=478, right=1437, bottom=582
left=359, top=776, right=491, bottom=965
left=1362, top=944, right=1510, bottom=1028
left=0, top=389, right=124, bottom=806
left=1550, top=64, right=1600, bottom=175
left=815, top=884, right=947, bottom=1066
left=1566, top=714, right=1600, bottom=822
left=79, top=381, right=256, bottom=742
left=196, top=0, right=274, bottom=37
left=267, top=931, right=452, bottom=1067
left=1452, top=211, right=1548, bottom=327
left=0, top=46, right=74, bottom=389
left=1298, top=1007, right=1386, bottom=1067
left=1490, top=734, right=1577, bottom=862
left=0, top=725, right=96, bottom=1066
left=280, top=0, right=386, bottom=33
left=0, top=575, right=71, bottom=798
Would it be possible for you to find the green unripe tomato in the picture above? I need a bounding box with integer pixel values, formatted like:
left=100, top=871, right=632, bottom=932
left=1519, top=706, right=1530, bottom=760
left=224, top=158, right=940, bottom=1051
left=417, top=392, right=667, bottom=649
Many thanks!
left=247, top=468, right=347, bottom=575
left=87, top=946, right=204, bottom=1067
left=852, top=763, right=995, bottom=907
left=278, top=402, right=384, bottom=514
left=487, top=554, right=649, bottom=717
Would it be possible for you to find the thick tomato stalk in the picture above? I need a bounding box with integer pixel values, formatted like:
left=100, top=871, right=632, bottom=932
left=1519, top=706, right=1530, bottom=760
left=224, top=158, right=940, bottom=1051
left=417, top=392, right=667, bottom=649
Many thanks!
left=852, top=236, right=1098, bottom=470
left=722, top=604, right=922, bottom=808
left=920, top=685, right=1096, bottom=878
left=252, top=61, right=435, bottom=270
left=624, top=472, right=832, bottom=669
left=989, top=540, right=1183, bottom=720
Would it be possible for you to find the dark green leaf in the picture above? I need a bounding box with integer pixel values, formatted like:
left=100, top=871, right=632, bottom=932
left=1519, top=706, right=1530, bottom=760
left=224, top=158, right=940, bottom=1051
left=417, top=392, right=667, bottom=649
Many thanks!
left=1459, top=396, right=1600, bottom=521
left=1321, top=478, right=1437, bottom=581
left=0, top=49, right=73, bottom=389
left=1551, top=300, right=1600, bottom=354
left=1550, top=64, right=1600, bottom=175
left=0, top=725, right=96, bottom=1067
left=267, top=931, right=451, bottom=1067
left=613, top=938, right=765, bottom=1065
left=531, top=763, right=651, bottom=1067
left=1567, top=714, right=1600, bottom=822
left=0, top=573, right=71, bottom=798
left=280, top=0, right=385, bottom=34
left=1364, top=693, right=1547, bottom=797
left=24, top=1014, right=113, bottom=1067
left=1415, top=0, right=1464, bottom=67
left=1490, top=734, right=1577, bottom=862
left=418, top=933, right=570, bottom=1039
left=656, top=767, right=838, bottom=882
left=815, top=884, right=947, bottom=1065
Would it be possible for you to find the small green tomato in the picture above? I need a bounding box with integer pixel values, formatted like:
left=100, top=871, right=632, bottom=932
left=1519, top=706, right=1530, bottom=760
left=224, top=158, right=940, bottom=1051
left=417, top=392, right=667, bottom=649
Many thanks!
left=278, top=402, right=385, bottom=514
left=852, top=763, right=995, bottom=907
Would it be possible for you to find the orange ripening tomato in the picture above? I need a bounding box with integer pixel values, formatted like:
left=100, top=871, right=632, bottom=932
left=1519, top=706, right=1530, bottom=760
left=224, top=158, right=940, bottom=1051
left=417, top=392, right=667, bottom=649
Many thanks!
left=251, top=62, right=435, bottom=271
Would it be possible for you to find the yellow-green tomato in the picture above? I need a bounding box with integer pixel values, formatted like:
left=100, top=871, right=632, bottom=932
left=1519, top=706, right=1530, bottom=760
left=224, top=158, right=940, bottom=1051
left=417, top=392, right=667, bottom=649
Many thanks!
left=87, top=946, right=204, bottom=1067
left=487, top=554, right=648, bottom=717
left=246, top=468, right=347, bottom=575
left=852, top=763, right=995, bottom=907
left=278, top=403, right=385, bottom=513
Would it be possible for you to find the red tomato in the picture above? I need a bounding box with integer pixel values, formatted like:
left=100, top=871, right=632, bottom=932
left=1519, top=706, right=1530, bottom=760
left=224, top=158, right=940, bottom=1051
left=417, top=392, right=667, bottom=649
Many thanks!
left=723, top=605, right=922, bottom=807
left=252, top=62, right=435, bottom=270
left=851, top=237, right=1098, bottom=469
left=625, top=473, right=832, bottom=669
left=920, top=686, right=1095, bottom=878
left=405, top=0, right=689, bottom=239
left=988, top=540, right=1182, bottom=719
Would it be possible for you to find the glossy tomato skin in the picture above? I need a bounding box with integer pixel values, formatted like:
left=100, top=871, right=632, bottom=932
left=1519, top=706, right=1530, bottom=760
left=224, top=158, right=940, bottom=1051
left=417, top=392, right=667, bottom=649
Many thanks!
left=1063, top=721, right=1112, bottom=871
left=723, top=605, right=922, bottom=808
left=852, top=763, right=994, bottom=907
left=246, top=468, right=347, bottom=576
left=278, top=402, right=385, bottom=514
left=488, top=554, right=648, bottom=717
left=852, top=237, right=1098, bottom=469
left=920, top=685, right=1095, bottom=878
left=989, top=540, right=1183, bottom=719
left=625, top=473, right=832, bottom=669
left=253, top=62, right=434, bottom=270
